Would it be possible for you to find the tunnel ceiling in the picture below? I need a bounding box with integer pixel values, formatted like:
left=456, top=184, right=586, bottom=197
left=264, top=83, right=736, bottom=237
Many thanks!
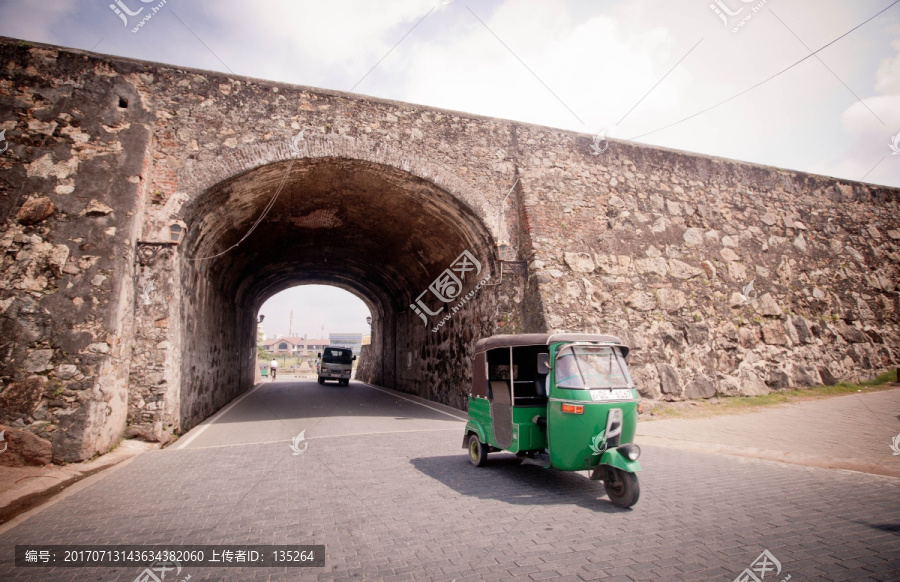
left=180, top=158, right=496, bottom=315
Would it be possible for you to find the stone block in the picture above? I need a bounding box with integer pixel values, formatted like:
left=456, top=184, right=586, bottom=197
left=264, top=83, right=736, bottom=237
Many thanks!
left=47, top=244, right=70, bottom=277
left=721, top=235, right=739, bottom=248
left=761, top=321, right=788, bottom=345
left=80, top=199, right=114, bottom=216
left=57, top=364, right=79, bottom=380
left=717, top=321, right=738, bottom=347
left=738, top=326, right=760, bottom=348
left=818, top=367, right=838, bottom=386
left=656, top=288, right=686, bottom=313
left=836, top=323, right=869, bottom=344
left=684, top=376, right=717, bottom=399
left=656, top=363, right=682, bottom=397
left=563, top=252, right=594, bottom=273
left=738, top=369, right=769, bottom=396
left=865, top=329, right=883, bottom=344
left=755, top=293, right=783, bottom=317
left=791, top=366, right=821, bottom=387
left=0, top=375, right=47, bottom=416
left=682, top=324, right=708, bottom=345
left=730, top=291, right=748, bottom=308
left=792, top=316, right=814, bottom=344
left=683, top=228, right=704, bottom=246
left=630, top=365, right=660, bottom=399
left=727, top=261, right=747, bottom=282
left=668, top=259, right=702, bottom=279
left=766, top=369, right=790, bottom=390
left=634, top=257, right=668, bottom=277
left=595, top=255, right=631, bottom=275
left=626, top=292, right=656, bottom=312
left=783, top=317, right=799, bottom=344
left=0, top=425, right=52, bottom=467
left=720, top=248, right=739, bottom=262
left=25, top=349, right=53, bottom=373
left=15, top=197, right=55, bottom=224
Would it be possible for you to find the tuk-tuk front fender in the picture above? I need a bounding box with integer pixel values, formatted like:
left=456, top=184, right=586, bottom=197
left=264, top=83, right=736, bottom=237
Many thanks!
left=595, top=448, right=642, bottom=474
left=463, top=420, right=488, bottom=448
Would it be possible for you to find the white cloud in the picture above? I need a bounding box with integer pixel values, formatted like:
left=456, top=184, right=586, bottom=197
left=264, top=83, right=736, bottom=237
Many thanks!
left=372, top=1, right=687, bottom=137
left=876, top=38, right=900, bottom=94
left=0, top=0, right=79, bottom=45
left=829, top=34, right=900, bottom=184
left=198, top=0, right=444, bottom=89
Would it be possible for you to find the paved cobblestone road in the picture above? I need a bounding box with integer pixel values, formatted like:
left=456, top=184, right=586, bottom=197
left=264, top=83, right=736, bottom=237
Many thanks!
left=638, top=388, right=900, bottom=478
left=1, top=379, right=898, bottom=581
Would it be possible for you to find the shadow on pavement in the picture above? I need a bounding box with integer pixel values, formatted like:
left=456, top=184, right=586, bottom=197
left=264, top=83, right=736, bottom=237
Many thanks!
left=862, top=522, right=900, bottom=534
left=410, top=453, right=631, bottom=513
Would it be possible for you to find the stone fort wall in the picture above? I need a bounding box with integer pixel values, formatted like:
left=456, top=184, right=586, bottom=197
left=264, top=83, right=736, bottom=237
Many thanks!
left=0, top=37, right=898, bottom=466
left=515, top=126, right=899, bottom=399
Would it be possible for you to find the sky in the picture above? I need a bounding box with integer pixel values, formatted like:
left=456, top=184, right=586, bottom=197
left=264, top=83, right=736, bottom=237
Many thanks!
left=257, top=285, right=371, bottom=340
left=2, top=0, right=899, bottom=335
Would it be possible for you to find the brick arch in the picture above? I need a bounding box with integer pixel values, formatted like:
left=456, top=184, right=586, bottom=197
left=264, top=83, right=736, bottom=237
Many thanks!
left=148, top=131, right=504, bottom=244
left=137, top=137, right=511, bottom=436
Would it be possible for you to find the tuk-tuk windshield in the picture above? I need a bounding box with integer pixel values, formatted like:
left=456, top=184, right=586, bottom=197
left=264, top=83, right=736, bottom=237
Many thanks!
left=555, top=345, right=632, bottom=389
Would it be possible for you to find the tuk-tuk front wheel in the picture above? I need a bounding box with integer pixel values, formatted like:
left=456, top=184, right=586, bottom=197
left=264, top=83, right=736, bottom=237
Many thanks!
left=603, top=467, right=640, bottom=508
left=467, top=434, right=488, bottom=467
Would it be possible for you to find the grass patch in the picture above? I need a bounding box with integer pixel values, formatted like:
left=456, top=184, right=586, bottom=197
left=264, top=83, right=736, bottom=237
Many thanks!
left=642, top=369, right=897, bottom=421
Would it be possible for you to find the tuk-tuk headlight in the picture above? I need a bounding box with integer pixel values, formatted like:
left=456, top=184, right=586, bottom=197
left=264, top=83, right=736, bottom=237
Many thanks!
left=618, top=444, right=641, bottom=461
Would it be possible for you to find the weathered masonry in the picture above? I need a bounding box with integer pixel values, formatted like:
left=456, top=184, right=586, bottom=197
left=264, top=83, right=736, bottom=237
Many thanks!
left=0, top=37, right=898, bottom=465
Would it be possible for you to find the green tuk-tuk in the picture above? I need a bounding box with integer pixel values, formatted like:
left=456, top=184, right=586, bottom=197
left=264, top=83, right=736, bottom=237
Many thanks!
left=463, top=333, right=642, bottom=508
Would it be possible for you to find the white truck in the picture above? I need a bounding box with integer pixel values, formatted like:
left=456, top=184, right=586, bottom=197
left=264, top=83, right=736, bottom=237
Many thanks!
left=317, top=346, right=356, bottom=386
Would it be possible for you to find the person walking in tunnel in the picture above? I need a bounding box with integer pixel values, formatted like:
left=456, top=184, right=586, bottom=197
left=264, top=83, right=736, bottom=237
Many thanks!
left=269, top=358, right=278, bottom=381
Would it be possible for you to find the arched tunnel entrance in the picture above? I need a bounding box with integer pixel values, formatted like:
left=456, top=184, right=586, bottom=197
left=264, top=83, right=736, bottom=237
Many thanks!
left=167, top=157, right=515, bottom=435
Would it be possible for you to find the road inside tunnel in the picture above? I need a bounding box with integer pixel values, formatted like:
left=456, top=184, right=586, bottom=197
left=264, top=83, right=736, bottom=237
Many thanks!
left=169, top=156, right=507, bottom=437
left=174, top=377, right=465, bottom=451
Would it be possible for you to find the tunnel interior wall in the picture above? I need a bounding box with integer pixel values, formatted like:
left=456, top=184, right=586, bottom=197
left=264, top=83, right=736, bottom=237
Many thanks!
left=517, top=125, right=900, bottom=399
left=177, top=258, right=248, bottom=433
left=356, top=310, right=389, bottom=387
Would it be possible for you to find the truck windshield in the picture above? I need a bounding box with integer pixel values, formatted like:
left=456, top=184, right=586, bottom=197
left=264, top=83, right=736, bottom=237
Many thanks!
left=555, top=345, right=632, bottom=389
left=322, top=349, right=352, bottom=364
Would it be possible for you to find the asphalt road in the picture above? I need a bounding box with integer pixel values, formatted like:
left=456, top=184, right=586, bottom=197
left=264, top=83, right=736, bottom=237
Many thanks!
left=0, top=378, right=898, bottom=581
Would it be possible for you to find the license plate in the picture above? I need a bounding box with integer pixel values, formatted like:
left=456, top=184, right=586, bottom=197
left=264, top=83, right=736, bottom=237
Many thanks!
left=589, top=389, right=633, bottom=401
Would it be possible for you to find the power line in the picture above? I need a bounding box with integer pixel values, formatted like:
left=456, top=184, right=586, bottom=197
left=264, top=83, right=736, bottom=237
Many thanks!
left=618, top=38, right=704, bottom=127
left=629, top=0, right=900, bottom=141
left=184, top=159, right=295, bottom=262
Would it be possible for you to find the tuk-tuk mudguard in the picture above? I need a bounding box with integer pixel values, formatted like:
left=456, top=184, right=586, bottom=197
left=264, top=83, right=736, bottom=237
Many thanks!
left=463, top=420, right=489, bottom=448
left=598, top=448, right=642, bottom=473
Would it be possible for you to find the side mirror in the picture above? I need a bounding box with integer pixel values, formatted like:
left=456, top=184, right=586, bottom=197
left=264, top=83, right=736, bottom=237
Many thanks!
left=537, top=353, right=550, bottom=375
left=352, top=355, right=357, bottom=361
left=317, top=352, right=322, bottom=358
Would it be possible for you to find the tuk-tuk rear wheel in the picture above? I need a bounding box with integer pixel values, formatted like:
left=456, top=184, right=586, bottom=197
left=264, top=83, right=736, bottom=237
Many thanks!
left=467, top=434, right=488, bottom=467
left=603, top=467, right=640, bottom=508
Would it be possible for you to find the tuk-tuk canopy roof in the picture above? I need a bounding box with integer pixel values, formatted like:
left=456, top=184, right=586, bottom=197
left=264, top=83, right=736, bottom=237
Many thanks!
left=474, top=333, right=628, bottom=357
